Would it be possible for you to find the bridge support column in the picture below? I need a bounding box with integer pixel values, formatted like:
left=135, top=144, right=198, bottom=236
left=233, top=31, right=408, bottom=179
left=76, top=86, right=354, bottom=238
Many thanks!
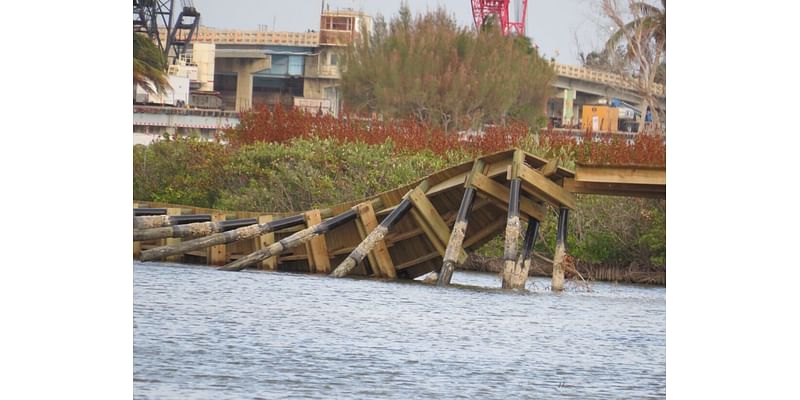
left=552, top=207, right=569, bottom=291
left=229, top=58, right=271, bottom=112
left=235, top=70, right=253, bottom=112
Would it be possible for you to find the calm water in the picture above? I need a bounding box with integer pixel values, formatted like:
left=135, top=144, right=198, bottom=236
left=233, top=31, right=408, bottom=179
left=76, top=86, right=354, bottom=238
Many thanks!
left=134, top=262, right=665, bottom=399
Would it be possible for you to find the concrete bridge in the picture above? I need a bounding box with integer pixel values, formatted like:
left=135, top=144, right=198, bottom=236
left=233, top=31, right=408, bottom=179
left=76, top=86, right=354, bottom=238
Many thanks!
left=551, top=63, right=666, bottom=113
left=142, top=22, right=665, bottom=136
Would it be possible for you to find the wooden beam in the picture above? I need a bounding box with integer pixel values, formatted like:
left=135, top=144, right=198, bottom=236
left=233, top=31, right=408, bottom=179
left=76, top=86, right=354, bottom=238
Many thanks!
left=563, top=178, right=665, bottom=198
left=353, top=212, right=380, bottom=276
left=304, top=210, right=331, bottom=273
left=255, top=215, right=278, bottom=270
left=356, top=202, right=396, bottom=279
left=395, top=251, right=441, bottom=270
left=464, top=159, right=486, bottom=188
left=463, top=218, right=506, bottom=248
left=470, top=172, right=547, bottom=221
left=517, top=163, right=577, bottom=209
left=574, top=164, right=665, bottom=185
left=410, top=208, right=446, bottom=256
left=510, top=149, right=524, bottom=179
left=408, top=188, right=468, bottom=264
left=541, top=158, right=560, bottom=178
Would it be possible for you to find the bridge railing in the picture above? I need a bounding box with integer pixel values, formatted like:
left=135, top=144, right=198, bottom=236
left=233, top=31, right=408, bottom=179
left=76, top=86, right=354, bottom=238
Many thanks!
left=158, top=27, right=320, bottom=47
left=553, top=63, right=665, bottom=97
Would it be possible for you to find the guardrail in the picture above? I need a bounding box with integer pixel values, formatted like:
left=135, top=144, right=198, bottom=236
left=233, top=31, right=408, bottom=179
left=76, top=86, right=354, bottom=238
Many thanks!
left=553, top=63, right=665, bottom=97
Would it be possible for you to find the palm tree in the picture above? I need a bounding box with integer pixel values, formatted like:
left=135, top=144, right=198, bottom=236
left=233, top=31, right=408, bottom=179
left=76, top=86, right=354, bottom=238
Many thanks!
left=601, top=0, right=666, bottom=133
left=603, top=0, right=666, bottom=58
left=133, top=33, right=171, bottom=95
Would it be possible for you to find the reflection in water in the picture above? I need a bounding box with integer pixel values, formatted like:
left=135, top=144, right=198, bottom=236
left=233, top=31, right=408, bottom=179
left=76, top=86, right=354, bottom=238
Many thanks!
left=134, top=262, right=665, bottom=399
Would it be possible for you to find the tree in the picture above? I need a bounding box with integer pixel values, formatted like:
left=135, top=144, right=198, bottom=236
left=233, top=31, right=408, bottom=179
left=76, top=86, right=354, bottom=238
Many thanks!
left=340, top=6, right=554, bottom=132
left=601, top=0, right=666, bottom=134
left=133, top=33, right=170, bottom=95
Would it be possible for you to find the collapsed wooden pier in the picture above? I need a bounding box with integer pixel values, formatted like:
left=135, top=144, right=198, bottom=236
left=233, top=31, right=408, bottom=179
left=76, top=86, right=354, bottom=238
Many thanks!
left=134, top=148, right=665, bottom=290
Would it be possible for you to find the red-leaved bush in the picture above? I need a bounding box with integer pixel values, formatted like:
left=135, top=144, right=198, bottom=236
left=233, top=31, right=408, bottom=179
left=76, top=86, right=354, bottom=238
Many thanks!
left=225, top=105, right=665, bottom=166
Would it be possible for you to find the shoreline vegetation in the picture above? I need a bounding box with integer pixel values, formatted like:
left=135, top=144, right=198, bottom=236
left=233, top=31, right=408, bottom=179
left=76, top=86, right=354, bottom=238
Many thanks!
left=134, top=106, right=666, bottom=284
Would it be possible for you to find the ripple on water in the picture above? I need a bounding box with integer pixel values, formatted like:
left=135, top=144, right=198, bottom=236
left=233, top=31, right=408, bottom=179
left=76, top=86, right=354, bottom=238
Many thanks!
left=134, top=262, right=666, bottom=399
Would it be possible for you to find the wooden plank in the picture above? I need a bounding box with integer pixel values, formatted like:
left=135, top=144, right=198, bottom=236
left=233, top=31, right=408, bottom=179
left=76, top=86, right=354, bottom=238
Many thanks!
left=255, top=215, right=278, bottom=270
left=395, top=251, right=441, bottom=270
left=517, top=163, right=577, bottom=209
left=523, top=150, right=575, bottom=179
left=304, top=210, right=331, bottom=273
left=425, top=172, right=469, bottom=198
left=574, top=164, right=665, bottom=185
left=464, top=218, right=506, bottom=248
left=410, top=208, right=446, bottom=256
left=357, top=202, right=397, bottom=279
left=484, top=159, right=512, bottom=178
left=541, top=158, right=559, bottom=178
left=408, top=188, right=468, bottom=264
left=164, top=208, right=182, bottom=262
left=563, top=178, right=665, bottom=198
left=208, top=212, right=229, bottom=265
left=470, top=172, right=547, bottom=221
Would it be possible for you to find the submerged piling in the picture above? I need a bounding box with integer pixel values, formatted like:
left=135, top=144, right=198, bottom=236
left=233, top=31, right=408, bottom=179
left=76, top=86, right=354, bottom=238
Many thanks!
left=133, top=214, right=211, bottom=229
left=501, top=151, right=526, bottom=289
left=437, top=160, right=483, bottom=286
left=220, top=208, right=361, bottom=272
left=504, top=218, right=540, bottom=289
left=139, top=214, right=305, bottom=261
left=552, top=207, right=570, bottom=291
left=500, top=177, right=523, bottom=289
left=133, top=218, right=258, bottom=241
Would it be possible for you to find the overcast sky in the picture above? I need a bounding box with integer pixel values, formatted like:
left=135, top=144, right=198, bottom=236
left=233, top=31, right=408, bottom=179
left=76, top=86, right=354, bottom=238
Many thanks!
left=191, top=0, right=615, bottom=64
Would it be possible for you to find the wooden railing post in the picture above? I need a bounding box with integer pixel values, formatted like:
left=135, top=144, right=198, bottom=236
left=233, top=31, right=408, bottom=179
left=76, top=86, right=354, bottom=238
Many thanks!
left=165, top=208, right=182, bottom=262
left=304, top=210, right=331, bottom=274
left=208, top=212, right=228, bottom=266
left=355, top=202, right=396, bottom=279
left=255, top=215, right=277, bottom=270
left=133, top=203, right=141, bottom=259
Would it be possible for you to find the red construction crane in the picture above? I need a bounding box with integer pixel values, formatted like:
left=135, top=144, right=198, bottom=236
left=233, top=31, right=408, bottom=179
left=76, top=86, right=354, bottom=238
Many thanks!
left=471, top=0, right=528, bottom=35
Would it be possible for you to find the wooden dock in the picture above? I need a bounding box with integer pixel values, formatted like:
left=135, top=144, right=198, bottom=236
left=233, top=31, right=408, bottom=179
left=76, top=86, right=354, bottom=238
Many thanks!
left=134, top=148, right=665, bottom=290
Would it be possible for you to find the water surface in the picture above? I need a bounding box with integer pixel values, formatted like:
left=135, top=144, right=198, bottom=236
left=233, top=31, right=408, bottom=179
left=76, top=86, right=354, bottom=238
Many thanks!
left=134, top=262, right=665, bottom=399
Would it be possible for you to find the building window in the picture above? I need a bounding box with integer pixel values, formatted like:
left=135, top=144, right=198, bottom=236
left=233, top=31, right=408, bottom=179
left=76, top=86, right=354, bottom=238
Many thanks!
left=329, top=53, right=339, bottom=66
